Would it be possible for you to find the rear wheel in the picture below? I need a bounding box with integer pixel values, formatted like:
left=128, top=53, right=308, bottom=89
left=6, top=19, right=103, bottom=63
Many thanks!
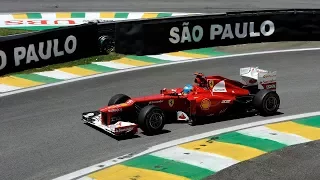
left=253, top=89, right=280, bottom=116
left=138, top=105, right=165, bottom=135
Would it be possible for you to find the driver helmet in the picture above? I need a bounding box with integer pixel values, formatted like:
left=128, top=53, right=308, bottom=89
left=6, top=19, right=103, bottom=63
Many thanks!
left=183, top=84, right=194, bottom=94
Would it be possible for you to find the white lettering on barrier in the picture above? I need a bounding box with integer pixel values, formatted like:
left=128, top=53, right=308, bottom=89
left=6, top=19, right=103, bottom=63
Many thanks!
left=11, top=35, right=77, bottom=67
left=0, top=50, right=7, bottom=70
left=210, top=20, right=275, bottom=40
left=14, top=47, right=26, bottom=66
left=169, top=22, right=204, bottom=44
left=53, top=39, right=64, bottom=57
left=26, top=44, right=39, bottom=64
left=38, top=40, right=52, bottom=60
left=169, top=20, right=275, bottom=44
left=64, top=35, right=77, bottom=54
left=0, top=35, right=77, bottom=73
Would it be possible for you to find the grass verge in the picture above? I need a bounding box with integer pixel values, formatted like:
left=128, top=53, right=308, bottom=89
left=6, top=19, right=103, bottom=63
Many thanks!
left=0, top=28, right=34, bottom=36
left=0, top=28, right=123, bottom=76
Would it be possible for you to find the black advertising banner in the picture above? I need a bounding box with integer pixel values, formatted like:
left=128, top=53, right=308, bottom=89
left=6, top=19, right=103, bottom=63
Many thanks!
left=124, top=10, right=320, bottom=55
left=114, top=20, right=145, bottom=55
left=0, top=23, right=99, bottom=76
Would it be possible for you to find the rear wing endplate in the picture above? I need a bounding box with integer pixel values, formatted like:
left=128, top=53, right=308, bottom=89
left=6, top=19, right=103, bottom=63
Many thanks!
left=240, top=67, right=276, bottom=90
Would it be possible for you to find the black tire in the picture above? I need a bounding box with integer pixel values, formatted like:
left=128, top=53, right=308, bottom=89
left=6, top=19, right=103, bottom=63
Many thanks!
left=253, top=89, right=280, bottom=116
left=137, top=105, right=165, bottom=135
left=108, top=94, right=131, bottom=106
left=188, top=115, right=197, bottom=126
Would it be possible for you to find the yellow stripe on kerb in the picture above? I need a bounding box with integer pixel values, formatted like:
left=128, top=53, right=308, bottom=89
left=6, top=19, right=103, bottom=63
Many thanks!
left=111, top=58, right=154, bottom=66
left=142, top=13, right=158, bottom=18
left=12, top=13, right=28, bottom=19
left=266, top=121, right=320, bottom=140
left=56, top=12, right=71, bottom=18
left=87, top=164, right=189, bottom=180
left=0, top=76, right=43, bottom=87
left=100, top=12, right=116, bottom=18
left=167, top=51, right=209, bottom=58
left=179, top=139, right=265, bottom=161
left=58, top=67, right=98, bottom=76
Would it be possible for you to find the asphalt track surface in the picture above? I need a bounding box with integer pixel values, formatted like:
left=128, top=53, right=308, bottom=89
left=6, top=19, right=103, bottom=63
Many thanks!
left=1, top=0, right=320, bottom=179
left=1, top=50, right=320, bottom=180
left=1, top=0, right=320, bottom=13
left=205, top=140, right=320, bottom=180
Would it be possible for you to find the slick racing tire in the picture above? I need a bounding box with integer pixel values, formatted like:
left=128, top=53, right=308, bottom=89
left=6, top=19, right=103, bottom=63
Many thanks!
left=108, top=94, right=131, bottom=106
left=253, top=89, right=280, bottom=116
left=138, top=105, right=165, bottom=135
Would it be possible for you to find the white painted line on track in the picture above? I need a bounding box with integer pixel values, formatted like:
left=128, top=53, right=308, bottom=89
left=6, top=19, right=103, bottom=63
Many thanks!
left=53, top=111, right=320, bottom=180
left=0, top=84, right=21, bottom=92
left=35, top=70, right=81, bottom=80
left=1, top=47, right=320, bottom=98
left=151, top=146, right=239, bottom=172
left=237, top=126, right=312, bottom=145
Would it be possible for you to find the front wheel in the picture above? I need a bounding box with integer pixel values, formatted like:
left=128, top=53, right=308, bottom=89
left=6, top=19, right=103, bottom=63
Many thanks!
left=137, top=105, right=165, bottom=135
left=253, top=89, right=280, bottom=116
left=108, top=94, right=131, bottom=106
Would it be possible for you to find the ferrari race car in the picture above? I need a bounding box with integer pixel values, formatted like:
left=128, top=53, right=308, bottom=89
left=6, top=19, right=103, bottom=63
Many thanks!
left=82, top=67, right=280, bottom=137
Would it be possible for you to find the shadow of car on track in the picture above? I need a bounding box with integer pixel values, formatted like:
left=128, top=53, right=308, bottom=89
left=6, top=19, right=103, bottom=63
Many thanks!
left=140, top=129, right=171, bottom=137
left=193, top=111, right=285, bottom=126
left=164, top=109, right=284, bottom=127
left=84, top=110, right=284, bottom=141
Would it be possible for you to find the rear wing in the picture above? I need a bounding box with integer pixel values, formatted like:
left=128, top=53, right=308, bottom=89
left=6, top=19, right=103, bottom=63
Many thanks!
left=240, top=67, right=276, bottom=90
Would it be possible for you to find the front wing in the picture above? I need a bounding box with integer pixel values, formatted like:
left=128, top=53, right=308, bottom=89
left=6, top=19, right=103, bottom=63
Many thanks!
left=82, top=111, right=138, bottom=136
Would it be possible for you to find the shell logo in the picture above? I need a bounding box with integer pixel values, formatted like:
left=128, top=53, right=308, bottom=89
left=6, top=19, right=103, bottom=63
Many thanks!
left=200, top=98, right=211, bottom=110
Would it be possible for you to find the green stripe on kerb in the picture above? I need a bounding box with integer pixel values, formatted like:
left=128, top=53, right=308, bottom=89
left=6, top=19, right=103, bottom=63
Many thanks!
left=115, top=12, right=129, bottom=18
left=13, top=74, right=61, bottom=83
left=184, top=48, right=229, bottom=56
left=157, top=13, right=173, bottom=17
left=78, top=64, right=116, bottom=72
left=293, top=116, right=320, bottom=128
left=26, top=13, right=42, bottom=19
left=127, top=55, right=167, bottom=64
left=214, top=131, right=287, bottom=152
left=122, top=154, right=214, bottom=179
left=71, top=12, right=86, bottom=18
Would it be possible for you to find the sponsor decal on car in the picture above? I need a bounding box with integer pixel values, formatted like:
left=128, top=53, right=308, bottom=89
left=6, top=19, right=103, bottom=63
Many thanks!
left=200, top=98, right=211, bottom=110
left=212, top=80, right=227, bottom=92
left=221, top=100, right=231, bottom=103
left=148, top=100, right=164, bottom=104
left=108, top=108, right=122, bottom=113
left=219, top=107, right=228, bottom=114
left=126, top=99, right=134, bottom=104
left=263, top=74, right=276, bottom=78
left=115, top=127, right=134, bottom=133
left=265, top=84, right=276, bottom=89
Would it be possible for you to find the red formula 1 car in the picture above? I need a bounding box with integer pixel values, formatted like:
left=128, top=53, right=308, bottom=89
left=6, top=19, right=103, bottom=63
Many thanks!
left=82, top=67, right=280, bottom=137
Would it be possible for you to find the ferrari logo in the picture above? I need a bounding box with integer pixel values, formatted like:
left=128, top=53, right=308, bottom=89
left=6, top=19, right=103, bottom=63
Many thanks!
left=168, top=99, right=174, bottom=107
left=209, top=80, right=214, bottom=89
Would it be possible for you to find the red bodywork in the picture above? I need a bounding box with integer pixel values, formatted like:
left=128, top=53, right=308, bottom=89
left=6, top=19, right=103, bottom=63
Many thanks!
left=98, top=75, right=251, bottom=126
